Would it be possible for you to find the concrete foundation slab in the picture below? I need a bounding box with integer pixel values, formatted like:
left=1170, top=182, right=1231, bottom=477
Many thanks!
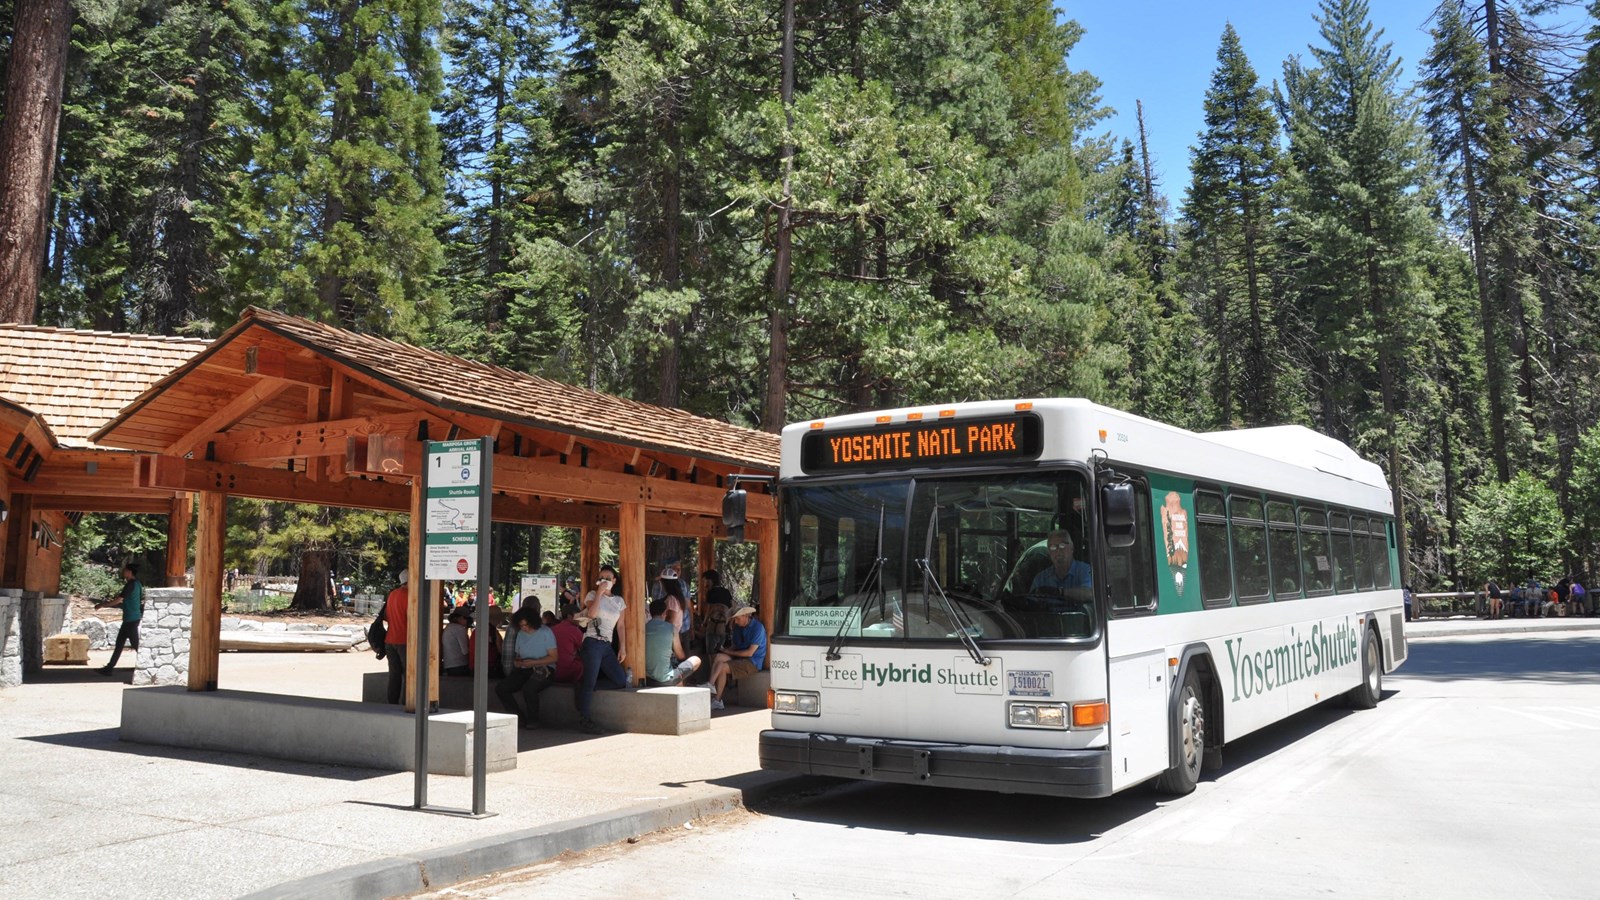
left=120, top=686, right=517, bottom=776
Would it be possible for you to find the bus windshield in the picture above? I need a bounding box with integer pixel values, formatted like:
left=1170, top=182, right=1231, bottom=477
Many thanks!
left=780, top=470, right=1095, bottom=642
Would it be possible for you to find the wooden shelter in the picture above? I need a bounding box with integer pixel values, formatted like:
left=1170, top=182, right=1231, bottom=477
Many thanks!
left=91, top=307, right=780, bottom=705
left=0, top=325, right=210, bottom=592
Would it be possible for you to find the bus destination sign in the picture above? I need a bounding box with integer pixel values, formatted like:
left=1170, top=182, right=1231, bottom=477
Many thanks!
left=801, top=413, right=1042, bottom=473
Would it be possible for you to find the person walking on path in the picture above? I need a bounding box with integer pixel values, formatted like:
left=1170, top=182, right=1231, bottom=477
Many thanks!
left=575, top=566, right=629, bottom=733
left=384, top=570, right=410, bottom=704
left=496, top=611, right=558, bottom=729
left=96, top=563, right=144, bottom=674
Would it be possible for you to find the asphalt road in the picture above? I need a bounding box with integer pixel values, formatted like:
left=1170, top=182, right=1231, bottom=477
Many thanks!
left=420, top=633, right=1600, bottom=900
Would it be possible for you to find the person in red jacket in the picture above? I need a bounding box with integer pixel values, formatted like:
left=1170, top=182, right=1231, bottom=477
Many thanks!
left=383, top=570, right=410, bottom=704
left=550, top=601, right=585, bottom=684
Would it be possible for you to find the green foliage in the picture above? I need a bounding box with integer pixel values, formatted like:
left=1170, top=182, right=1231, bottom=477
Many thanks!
left=1459, top=471, right=1567, bottom=585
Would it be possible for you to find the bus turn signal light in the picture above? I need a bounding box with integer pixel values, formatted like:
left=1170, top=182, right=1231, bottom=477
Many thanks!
left=1072, top=701, right=1109, bottom=728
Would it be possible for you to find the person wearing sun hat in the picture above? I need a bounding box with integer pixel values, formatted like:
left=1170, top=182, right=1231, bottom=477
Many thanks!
left=708, top=605, right=766, bottom=710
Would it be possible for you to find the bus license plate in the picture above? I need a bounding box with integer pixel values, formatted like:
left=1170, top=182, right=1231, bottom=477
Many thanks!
left=1007, top=670, right=1053, bottom=697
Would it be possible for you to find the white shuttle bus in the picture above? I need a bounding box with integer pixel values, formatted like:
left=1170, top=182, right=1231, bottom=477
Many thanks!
left=755, top=399, right=1407, bottom=797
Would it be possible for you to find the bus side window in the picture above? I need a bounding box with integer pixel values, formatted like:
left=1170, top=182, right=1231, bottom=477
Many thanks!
left=1107, top=478, right=1156, bottom=616
left=1195, top=489, right=1233, bottom=607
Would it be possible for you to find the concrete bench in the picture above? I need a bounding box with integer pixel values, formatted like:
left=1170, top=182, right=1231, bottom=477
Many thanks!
left=122, top=686, right=516, bottom=776
left=725, top=669, right=770, bottom=708
left=361, top=672, right=710, bottom=735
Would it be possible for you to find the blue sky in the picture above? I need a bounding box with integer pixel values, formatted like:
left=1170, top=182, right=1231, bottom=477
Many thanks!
left=1060, top=1, right=1446, bottom=208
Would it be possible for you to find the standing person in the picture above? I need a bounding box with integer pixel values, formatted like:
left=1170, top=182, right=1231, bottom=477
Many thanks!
left=383, top=570, right=410, bottom=704
left=708, top=606, right=767, bottom=710
left=96, top=563, right=144, bottom=675
left=1484, top=580, right=1504, bottom=620
left=701, top=569, right=733, bottom=609
left=496, top=611, right=558, bottom=729
left=575, top=566, right=629, bottom=733
left=645, top=598, right=700, bottom=686
left=550, top=602, right=585, bottom=683
left=1570, top=577, right=1588, bottom=617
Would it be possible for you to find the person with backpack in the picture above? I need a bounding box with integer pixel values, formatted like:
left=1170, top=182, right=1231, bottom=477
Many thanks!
left=383, top=570, right=410, bottom=704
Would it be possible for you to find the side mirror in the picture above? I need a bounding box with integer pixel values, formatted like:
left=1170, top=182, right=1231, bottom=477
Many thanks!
left=1102, top=482, right=1136, bottom=548
left=723, top=487, right=747, bottom=543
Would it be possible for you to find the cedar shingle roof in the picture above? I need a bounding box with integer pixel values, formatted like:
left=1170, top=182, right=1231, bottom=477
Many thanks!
left=95, top=308, right=779, bottom=471
left=0, top=324, right=210, bottom=450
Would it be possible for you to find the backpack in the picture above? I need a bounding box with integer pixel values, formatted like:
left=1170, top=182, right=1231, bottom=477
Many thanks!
left=368, top=603, right=388, bottom=659
left=703, top=603, right=731, bottom=654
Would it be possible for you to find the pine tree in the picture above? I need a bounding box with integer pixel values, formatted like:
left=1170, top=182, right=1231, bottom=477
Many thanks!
left=1184, top=23, right=1295, bottom=427
left=232, top=0, right=446, bottom=336
left=1280, top=0, right=1438, bottom=583
left=0, top=0, right=71, bottom=324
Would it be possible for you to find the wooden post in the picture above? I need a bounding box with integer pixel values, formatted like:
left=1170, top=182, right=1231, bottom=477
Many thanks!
left=697, top=536, right=715, bottom=581
left=753, top=516, right=779, bottom=643
left=189, top=491, right=225, bottom=691
left=406, top=476, right=424, bottom=712
left=579, top=525, right=600, bottom=597
left=618, top=502, right=646, bottom=685
left=165, top=493, right=191, bottom=587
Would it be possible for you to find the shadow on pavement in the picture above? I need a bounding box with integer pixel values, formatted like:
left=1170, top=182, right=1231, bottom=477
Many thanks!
left=21, top=728, right=392, bottom=781
left=745, top=698, right=1390, bottom=844
left=1398, top=636, right=1600, bottom=684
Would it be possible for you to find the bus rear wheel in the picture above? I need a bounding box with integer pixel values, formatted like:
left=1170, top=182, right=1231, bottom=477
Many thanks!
left=1346, top=627, right=1382, bottom=710
left=1156, top=668, right=1205, bottom=796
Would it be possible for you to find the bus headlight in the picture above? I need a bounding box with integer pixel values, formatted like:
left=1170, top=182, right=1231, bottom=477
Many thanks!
left=773, top=690, right=820, bottom=716
left=1008, top=701, right=1068, bottom=729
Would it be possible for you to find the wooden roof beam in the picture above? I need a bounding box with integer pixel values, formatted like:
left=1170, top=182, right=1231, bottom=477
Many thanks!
left=165, top=378, right=298, bottom=457
left=138, top=454, right=410, bottom=512
left=489, top=453, right=774, bottom=519
left=239, top=345, right=332, bottom=386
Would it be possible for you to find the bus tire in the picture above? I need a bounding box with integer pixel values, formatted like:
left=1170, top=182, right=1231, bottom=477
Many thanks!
left=1346, top=626, right=1382, bottom=710
left=1155, top=668, right=1206, bottom=796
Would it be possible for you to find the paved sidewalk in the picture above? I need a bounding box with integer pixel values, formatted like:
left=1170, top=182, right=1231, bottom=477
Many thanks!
left=0, top=650, right=810, bottom=900
left=1403, top=614, right=1600, bottom=639
left=4, top=616, right=1594, bottom=900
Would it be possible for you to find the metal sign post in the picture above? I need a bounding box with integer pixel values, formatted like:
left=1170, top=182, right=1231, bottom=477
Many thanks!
left=417, top=437, right=495, bottom=818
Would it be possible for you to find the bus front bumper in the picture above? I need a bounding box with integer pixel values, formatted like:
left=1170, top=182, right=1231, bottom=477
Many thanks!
left=760, top=729, right=1113, bottom=798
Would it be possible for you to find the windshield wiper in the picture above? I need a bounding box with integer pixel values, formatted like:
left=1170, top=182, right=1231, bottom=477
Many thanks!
left=826, top=506, right=886, bottom=661
left=919, top=505, right=989, bottom=667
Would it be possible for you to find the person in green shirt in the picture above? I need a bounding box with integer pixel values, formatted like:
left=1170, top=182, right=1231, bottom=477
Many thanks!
left=645, top=598, right=700, bottom=686
left=97, top=563, right=144, bottom=675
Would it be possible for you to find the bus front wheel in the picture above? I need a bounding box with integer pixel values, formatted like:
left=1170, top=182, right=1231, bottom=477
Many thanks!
left=1346, top=627, right=1383, bottom=710
left=1156, top=668, right=1206, bottom=796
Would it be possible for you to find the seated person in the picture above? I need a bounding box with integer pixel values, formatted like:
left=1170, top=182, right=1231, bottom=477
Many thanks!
left=1030, top=530, right=1092, bottom=598
left=551, top=602, right=585, bottom=683
left=441, top=609, right=470, bottom=676
left=709, top=606, right=766, bottom=710
left=495, top=611, right=558, bottom=730
left=645, top=598, right=700, bottom=686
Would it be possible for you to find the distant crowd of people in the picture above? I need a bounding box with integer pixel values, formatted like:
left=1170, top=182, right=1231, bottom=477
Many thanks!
left=377, top=560, right=767, bottom=734
left=1481, top=576, right=1590, bottom=619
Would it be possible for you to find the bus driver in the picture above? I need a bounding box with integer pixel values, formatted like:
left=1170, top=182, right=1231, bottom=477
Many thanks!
left=1030, top=530, right=1092, bottom=595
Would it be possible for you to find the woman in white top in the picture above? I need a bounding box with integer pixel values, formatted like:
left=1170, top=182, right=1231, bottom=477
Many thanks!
left=575, top=565, right=630, bottom=733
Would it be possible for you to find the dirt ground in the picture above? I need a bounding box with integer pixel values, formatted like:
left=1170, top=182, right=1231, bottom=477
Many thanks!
left=67, top=595, right=362, bottom=627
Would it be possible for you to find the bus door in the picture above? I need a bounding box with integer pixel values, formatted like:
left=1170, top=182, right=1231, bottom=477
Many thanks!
left=1099, top=472, right=1169, bottom=790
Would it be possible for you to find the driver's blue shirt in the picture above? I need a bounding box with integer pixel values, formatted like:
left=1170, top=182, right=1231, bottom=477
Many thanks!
left=1031, top=561, right=1093, bottom=593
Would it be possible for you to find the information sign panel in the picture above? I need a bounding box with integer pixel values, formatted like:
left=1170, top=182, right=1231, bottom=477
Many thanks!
left=424, top=439, right=486, bottom=580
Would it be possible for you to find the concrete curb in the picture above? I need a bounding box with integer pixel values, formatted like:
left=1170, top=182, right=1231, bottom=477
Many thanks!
left=1406, top=619, right=1600, bottom=640
left=240, top=771, right=826, bottom=900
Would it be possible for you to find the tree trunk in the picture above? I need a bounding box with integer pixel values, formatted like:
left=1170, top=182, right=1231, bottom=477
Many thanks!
left=0, top=0, right=72, bottom=325
left=290, top=550, right=334, bottom=610
left=763, top=0, right=796, bottom=433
